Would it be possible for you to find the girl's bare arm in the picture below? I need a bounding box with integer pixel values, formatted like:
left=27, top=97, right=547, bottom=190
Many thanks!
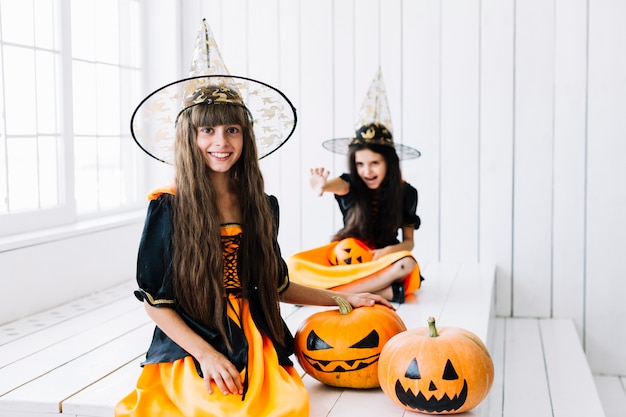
left=280, top=282, right=394, bottom=309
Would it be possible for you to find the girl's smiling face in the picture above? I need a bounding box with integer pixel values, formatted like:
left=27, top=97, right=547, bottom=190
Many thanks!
left=354, top=148, right=387, bottom=190
left=196, top=124, right=244, bottom=172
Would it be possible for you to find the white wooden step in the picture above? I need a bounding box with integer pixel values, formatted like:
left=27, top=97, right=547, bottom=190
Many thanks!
left=492, top=317, right=605, bottom=417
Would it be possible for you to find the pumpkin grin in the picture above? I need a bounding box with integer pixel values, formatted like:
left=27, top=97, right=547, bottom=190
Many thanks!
left=378, top=317, right=494, bottom=414
left=301, top=352, right=380, bottom=373
left=394, top=379, right=468, bottom=413
left=294, top=297, right=407, bottom=388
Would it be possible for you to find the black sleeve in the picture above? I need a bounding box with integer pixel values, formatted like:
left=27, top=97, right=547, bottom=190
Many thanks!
left=402, top=182, right=421, bottom=230
left=133, top=194, right=176, bottom=307
left=334, top=173, right=354, bottom=219
left=266, top=194, right=290, bottom=294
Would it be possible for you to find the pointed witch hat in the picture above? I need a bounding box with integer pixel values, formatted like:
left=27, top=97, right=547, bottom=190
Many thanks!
left=130, top=19, right=297, bottom=164
left=322, top=67, right=420, bottom=160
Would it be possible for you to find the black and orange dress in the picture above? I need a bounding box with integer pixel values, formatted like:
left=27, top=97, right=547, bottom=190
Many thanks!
left=287, top=173, right=422, bottom=295
left=115, top=189, right=308, bottom=417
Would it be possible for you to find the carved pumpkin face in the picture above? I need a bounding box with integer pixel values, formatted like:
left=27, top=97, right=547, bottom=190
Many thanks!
left=294, top=296, right=406, bottom=388
left=378, top=317, right=494, bottom=414
left=328, top=238, right=373, bottom=266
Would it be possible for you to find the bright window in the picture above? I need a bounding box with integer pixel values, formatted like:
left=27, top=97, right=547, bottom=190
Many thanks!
left=0, top=0, right=143, bottom=236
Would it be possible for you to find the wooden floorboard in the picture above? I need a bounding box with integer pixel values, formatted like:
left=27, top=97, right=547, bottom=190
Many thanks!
left=496, top=318, right=607, bottom=417
left=61, top=357, right=144, bottom=417
left=0, top=307, right=149, bottom=397
left=502, top=318, right=553, bottom=417
left=0, top=324, right=153, bottom=415
left=540, top=319, right=605, bottom=416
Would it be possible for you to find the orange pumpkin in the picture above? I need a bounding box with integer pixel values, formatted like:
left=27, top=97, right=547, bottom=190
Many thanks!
left=378, top=317, right=494, bottom=414
left=294, top=296, right=406, bottom=388
left=327, top=238, right=373, bottom=266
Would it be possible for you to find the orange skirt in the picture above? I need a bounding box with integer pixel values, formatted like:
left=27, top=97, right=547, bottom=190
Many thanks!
left=286, top=240, right=421, bottom=294
left=115, top=296, right=308, bottom=417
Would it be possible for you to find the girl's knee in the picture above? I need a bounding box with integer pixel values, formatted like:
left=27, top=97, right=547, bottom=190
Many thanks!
left=396, top=257, right=417, bottom=273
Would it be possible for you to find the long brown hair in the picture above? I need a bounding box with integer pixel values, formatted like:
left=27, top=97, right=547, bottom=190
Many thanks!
left=171, top=101, right=285, bottom=349
left=333, top=143, right=403, bottom=248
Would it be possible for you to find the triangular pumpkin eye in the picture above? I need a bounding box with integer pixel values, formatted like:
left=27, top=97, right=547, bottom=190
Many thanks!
left=349, top=330, right=379, bottom=348
left=306, top=330, right=333, bottom=350
left=405, top=358, right=421, bottom=379
left=442, top=359, right=459, bottom=380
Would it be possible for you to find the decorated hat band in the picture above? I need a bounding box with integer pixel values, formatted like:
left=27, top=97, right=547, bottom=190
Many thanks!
left=130, top=19, right=297, bottom=164
left=176, top=84, right=252, bottom=123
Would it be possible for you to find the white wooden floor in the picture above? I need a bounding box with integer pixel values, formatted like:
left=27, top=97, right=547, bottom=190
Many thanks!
left=0, top=263, right=617, bottom=417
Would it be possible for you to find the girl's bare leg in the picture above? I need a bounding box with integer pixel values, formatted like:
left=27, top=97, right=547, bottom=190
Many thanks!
left=331, top=257, right=417, bottom=296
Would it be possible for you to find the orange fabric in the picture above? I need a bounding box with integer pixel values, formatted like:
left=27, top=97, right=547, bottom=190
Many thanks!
left=328, top=237, right=373, bottom=265
left=115, top=295, right=309, bottom=417
left=286, top=239, right=421, bottom=292
left=147, top=184, right=176, bottom=200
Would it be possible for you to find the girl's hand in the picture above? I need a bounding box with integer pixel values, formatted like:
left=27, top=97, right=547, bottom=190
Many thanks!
left=198, top=351, right=243, bottom=396
left=370, top=247, right=391, bottom=261
left=341, top=292, right=395, bottom=310
left=309, top=167, right=330, bottom=196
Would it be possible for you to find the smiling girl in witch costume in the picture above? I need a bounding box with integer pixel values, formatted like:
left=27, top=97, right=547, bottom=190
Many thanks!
left=287, top=68, right=422, bottom=304
left=115, top=20, right=392, bottom=417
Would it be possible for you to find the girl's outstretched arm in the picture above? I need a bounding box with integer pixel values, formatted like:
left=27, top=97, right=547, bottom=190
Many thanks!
left=280, top=282, right=394, bottom=309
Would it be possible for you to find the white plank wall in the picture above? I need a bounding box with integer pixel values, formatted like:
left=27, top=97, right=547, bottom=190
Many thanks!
left=440, top=0, right=480, bottom=263
left=136, top=0, right=626, bottom=377
left=478, top=0, right=514, bottom=317
left=402, top=0, right=441, bottom=266
left=513, top=0, right=555, bottom=319
left=586, top=0, right=626, bottom=376
left=552, top=0, right=587, bottom=340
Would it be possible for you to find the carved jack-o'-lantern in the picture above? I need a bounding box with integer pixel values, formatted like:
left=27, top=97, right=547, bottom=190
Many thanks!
left=378, top=317, right=494, bottom=414
left=327, top=238, right=373, bottom=266
left=294, top=296, right=406, bottom=388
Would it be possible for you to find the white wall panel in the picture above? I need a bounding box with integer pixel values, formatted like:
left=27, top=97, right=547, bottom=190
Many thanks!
left=275, top=0, right=304, bottom=257
left=440, top=0, right=480, bottom=262
left=402, top=1, right=441, bottom=266
left=552, top=0, right=587, bottom=336
left=479, top=0, right=515, bottom=317
left=586, top=0, right=626, bottom=375
left=380, top=0, right=403, bottom=144
left=512, top=0, right=555, bottom=317
left=330, top=0, right=357, bottom=235
left=298, top=0, right=336, bottom=253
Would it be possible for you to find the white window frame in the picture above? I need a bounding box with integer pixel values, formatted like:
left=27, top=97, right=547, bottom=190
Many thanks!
left=0, top=0, right=146, bottom=239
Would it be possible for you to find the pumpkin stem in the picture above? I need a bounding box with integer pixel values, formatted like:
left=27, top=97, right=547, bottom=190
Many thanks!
left=332, top=296, right=354, bottom=315
left=427, top=316, right=440, bottom=337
